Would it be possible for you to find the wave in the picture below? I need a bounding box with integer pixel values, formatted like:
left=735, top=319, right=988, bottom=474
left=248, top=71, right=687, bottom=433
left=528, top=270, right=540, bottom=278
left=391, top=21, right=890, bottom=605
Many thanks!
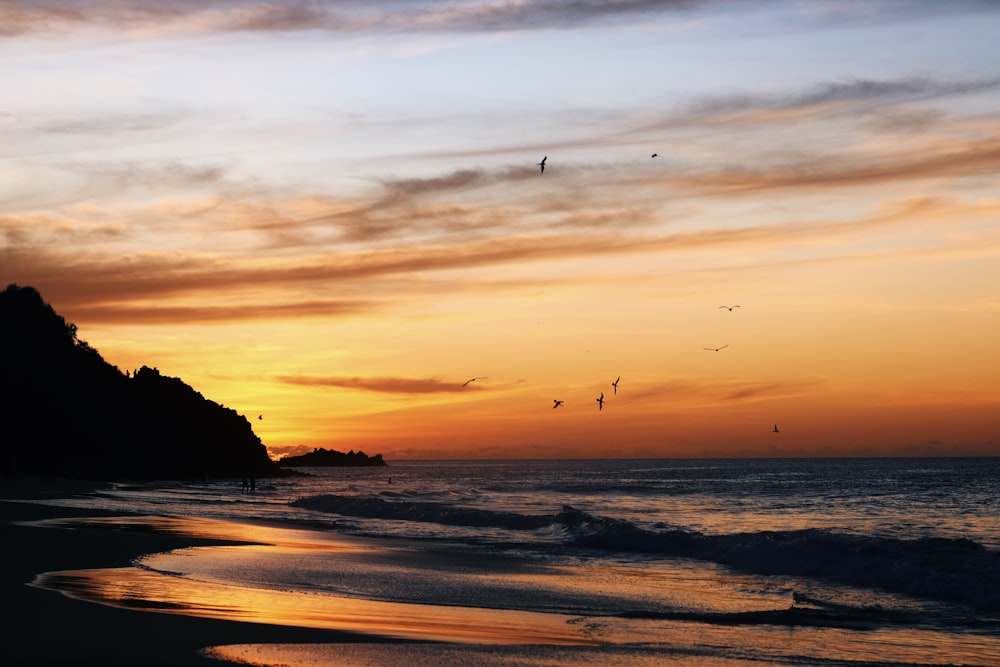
left=291, top=495, right=1000, bottom=612
left=291, top=494, right=552, bottom=530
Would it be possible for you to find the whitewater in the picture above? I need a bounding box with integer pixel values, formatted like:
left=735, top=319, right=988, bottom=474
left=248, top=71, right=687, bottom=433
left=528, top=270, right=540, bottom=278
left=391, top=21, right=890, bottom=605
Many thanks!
left=34, top=458, right=1000, bottom=666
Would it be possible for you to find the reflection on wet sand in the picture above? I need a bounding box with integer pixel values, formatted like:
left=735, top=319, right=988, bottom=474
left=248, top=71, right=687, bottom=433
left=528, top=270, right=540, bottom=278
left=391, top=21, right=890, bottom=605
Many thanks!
left=28, top=514, right=1000, bottom=666
left=29, top=515, right=595, bottom=646
left=35, top=566, right=594, bottom=644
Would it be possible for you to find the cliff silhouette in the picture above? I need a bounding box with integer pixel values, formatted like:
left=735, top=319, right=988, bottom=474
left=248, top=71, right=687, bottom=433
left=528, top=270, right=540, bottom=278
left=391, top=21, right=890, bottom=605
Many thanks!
left=0, top=284, right=283, bottom=480
left=278, top=448, right=386, bottom=468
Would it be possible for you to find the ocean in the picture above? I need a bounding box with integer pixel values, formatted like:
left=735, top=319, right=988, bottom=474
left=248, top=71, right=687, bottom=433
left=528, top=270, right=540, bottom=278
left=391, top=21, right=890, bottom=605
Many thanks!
left=32, top=458, right=1000, bottom=666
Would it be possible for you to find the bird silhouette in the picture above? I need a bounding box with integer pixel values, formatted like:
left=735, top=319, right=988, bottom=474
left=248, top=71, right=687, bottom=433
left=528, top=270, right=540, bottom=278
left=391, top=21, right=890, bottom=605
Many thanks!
left=612, top=376, right=620, bottom=394
left=773, top=424, right=780, bottom=433
left=537, top=156, right=547, bottom=173
left=462, top=377, right=487, bottom=387
left=703, top=344, right=729, bottom=352
left=651, top=153, right=658, bottom=158
left=258, top=415, right=262, bottom=420
left=719, top=305, right=740, bottom=311
left=596, top=392, right=604, bottom=411
left=552, top=399, right=564, bottom=409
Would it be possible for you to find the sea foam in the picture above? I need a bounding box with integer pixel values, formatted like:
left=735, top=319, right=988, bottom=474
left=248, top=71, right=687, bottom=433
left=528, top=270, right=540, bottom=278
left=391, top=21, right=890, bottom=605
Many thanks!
left=291, top=494, right=1000, bottom=612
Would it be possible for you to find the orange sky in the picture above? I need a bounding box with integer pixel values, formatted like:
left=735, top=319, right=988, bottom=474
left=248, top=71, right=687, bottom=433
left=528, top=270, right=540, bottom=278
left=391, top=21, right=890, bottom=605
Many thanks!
left=2, top=2, right=999, bottom=459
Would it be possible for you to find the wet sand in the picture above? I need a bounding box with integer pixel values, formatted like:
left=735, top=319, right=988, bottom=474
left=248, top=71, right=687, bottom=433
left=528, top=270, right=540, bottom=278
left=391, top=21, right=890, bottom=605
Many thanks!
left=28, top=514, right=594, bottom=647
left=1, top=476, right=594, bottom=666
left=0, top=477, right=397, bottom=666
left=6, top=476, right=997, bottom=667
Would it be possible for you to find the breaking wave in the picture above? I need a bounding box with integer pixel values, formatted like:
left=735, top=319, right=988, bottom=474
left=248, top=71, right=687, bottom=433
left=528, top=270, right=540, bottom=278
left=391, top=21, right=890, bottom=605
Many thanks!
left=291, top=494, right=553, bottom=530
left=291, top=495, right=1000, bottom=612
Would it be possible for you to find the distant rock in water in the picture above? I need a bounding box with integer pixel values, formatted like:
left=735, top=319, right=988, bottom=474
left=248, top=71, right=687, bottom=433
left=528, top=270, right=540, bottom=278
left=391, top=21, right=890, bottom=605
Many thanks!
left=278, top=448, right=387, bottom=467
left=0, top=283, right=284, bottom=480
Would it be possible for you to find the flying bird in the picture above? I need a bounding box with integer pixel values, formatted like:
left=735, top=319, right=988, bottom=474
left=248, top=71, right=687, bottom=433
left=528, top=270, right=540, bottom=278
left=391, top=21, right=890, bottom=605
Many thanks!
left=537, top=155, right=547, bottom=173
left=258, top=415, right=262, bottom=420
left=552, top=399, right=564, bottom=409
left=651, top=153, right=658, bottom=158
left=773, top=424, right=780, bottom=433
left=462, top=377, right=487, bottom=387
left=596, top=392, right=604, bottom=411
left=612, top=376, right=620, bottom=394
left=704, top=344, right=729, bottom=352
left=719, top=305, right=740, bottom=311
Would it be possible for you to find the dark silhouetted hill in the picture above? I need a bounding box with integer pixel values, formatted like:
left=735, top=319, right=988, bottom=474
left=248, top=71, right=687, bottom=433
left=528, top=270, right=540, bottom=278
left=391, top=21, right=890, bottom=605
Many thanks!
left=277, top=448, right=386, bottom=468
left=0, top=284, right=283, bottom=480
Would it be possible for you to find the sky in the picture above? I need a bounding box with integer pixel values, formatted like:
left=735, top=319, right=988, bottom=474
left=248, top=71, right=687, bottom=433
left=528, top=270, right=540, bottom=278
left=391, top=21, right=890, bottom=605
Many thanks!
left=2, top=0, right=999, bottom=460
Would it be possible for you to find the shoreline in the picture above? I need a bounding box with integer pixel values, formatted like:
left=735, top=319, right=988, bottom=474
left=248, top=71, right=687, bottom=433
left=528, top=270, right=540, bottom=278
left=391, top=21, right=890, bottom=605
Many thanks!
left=0, top=477, right=404, bottom=666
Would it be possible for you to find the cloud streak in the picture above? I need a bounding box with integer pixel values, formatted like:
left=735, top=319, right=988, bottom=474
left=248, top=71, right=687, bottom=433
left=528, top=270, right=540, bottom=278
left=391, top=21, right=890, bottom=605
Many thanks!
left=625, top=378, right=824, bottom=405
left=678, top=77, right=1000, bottom=124
left=4, top=192, right=996, bottom=324
left=65, top=299, right=376, bottom=325
left=278, top=375, right=481, bottom=394
left=677, top=139, right=1000, bottom=194
left=6, top=1, right=997, bottom=38
left=0, top=1, right=726, bottom=37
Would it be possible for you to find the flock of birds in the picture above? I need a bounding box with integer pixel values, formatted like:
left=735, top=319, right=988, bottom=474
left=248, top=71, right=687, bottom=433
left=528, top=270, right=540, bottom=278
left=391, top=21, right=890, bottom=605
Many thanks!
left=470, top=158, right=782, bottom=432
left=258, top=156, right=785, bottom=437
left=463, top=319, right=777, bottom=428
left=457, top=158, right=782, bottom=433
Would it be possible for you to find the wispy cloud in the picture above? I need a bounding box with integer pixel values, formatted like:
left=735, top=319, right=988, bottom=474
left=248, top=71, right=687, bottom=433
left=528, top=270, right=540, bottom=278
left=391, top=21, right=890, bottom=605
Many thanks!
left=626, top=378, right=824, bottom=404
left=680, top=77, right=1000, bottom=122
left=35, top=109, right=194, bottom=136
left=782, top=0, right=1000, bottom=31
left=397, top=76, right=1000, bottom=181
left=0, top=1, right=723, bottom=37
left=5, top=1, right=997, bottom=38
left=676, top=139, right=1000, bottom=194
left=5, top=191, right=995, bottom=323
left=66, top=299, right=375, bottom=325
left=278, top=374, right=481, bottom=394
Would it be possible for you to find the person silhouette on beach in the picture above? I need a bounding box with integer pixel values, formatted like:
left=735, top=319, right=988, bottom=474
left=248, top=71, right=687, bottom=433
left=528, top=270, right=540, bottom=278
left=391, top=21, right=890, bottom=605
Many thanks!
left=241, top=477, right=249, bottom=494
left=250, top=477, right=256, bottom=495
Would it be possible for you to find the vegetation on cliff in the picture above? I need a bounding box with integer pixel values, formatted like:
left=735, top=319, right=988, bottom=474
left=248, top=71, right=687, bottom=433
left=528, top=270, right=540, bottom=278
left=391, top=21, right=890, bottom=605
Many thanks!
left=0, top=284, right=282, bottom=480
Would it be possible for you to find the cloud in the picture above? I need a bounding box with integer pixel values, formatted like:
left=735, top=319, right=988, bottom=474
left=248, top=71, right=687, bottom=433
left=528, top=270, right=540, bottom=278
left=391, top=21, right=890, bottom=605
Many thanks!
left=396, top=77, right=1000, bottom=187
left=277, top=374, right=481, bottom=394
left=277, top=124, right=1000, bottom=245
left=73, top=160, right=229, bottom=192
left=0, top=1, right=724, bottom=37
left=676, top=139, right=1000, bottom=195
left=682, top=77, right=1000, bottom=122
left=65, top=299, right=375, bottom=325
left=627, top=378, right=823, bottom=404
left=783, top=0, right=1000, bottom=31
left=380, top=168, right=497, bottom=199
left=35, top=109, right=194, bottom=136
left=4, top=192, right=994, bottom=324
left=8, top=1, right=997, bottom=40
left=0, top=160, right=231, bottom=213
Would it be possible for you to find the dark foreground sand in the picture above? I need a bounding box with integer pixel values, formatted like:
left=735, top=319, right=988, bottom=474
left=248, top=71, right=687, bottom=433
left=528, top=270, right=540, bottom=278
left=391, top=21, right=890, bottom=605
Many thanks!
left=0, top=477, right=390, bottom=666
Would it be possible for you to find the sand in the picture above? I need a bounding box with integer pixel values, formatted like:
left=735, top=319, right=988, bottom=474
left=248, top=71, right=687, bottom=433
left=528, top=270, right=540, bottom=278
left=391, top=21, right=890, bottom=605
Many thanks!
left=0, top=476, right=392, bottom=666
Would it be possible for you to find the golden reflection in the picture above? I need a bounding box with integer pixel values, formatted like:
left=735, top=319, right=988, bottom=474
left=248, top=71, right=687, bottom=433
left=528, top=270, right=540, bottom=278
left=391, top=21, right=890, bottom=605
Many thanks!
left=28, top=515, right=1000, bottom=664
left=30, top=515, right=593, bottom=645
left=35, top=565, right=593, bottom=645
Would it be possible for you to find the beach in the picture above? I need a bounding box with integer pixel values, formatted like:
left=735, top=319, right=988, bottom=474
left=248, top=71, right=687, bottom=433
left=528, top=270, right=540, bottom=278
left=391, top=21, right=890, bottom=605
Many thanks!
left=0, top=478, right=390, bottom=666
left=0, top=475, right=600, bottom=667
left=4, top=459, right=999, bottom=667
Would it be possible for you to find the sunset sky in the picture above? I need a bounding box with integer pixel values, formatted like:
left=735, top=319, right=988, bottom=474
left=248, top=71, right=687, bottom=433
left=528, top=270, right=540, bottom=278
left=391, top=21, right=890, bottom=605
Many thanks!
left=3, top=1, right=999, bottom=460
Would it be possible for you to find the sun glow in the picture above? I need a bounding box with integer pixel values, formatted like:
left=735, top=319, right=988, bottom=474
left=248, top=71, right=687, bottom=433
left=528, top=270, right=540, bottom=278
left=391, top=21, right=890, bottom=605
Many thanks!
left=3, top=2, right=999, bottom=459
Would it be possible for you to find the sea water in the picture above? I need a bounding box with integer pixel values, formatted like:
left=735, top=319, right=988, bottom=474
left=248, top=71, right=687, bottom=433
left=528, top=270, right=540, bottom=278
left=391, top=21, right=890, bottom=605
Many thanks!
left=34, top=458, right=1000, bottom=665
